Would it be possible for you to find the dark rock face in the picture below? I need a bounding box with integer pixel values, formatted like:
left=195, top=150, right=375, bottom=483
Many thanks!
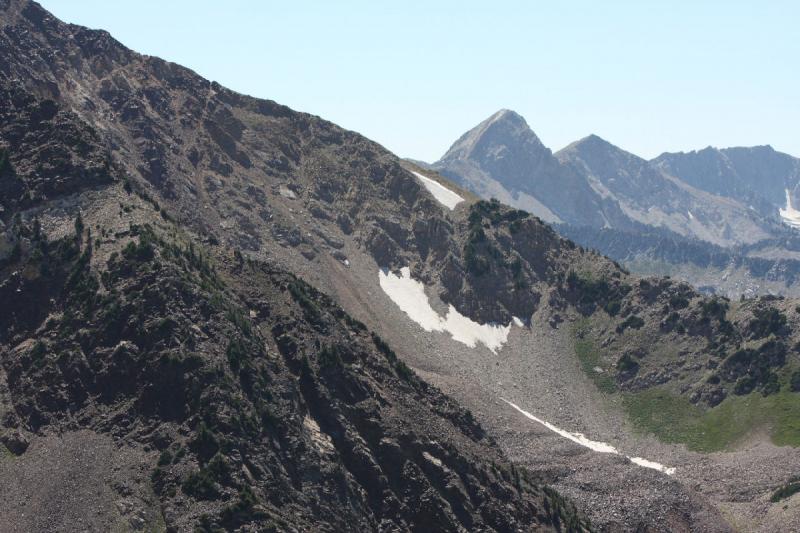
left=0, top=85, right=113, bottom=212
left=0, top=214, right=586, bottom=531
left=0, top=2, right=591, bottom=531
left=0, top=429, right=29, bottom=455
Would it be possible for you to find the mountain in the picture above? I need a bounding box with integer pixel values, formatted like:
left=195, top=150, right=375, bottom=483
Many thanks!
left=0, top=2, right=588, bottom=531
left=653, top=145, right=800, bottom=220
left=434, top=110, right=800, bottom=296
left=436, top=110, right=604, bottom=226
left=437, top=111, right=781, bottom=247
left=557, top=223, right=800, bottom=297
left=2, top=2, right=800, bottom=532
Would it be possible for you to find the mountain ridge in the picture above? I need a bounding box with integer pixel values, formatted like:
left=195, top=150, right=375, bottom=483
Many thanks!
left=432, top=108, right=800, bottom=295
left=2, top=3, right=799, bottom=531
left=0, top=3, right=595, bottom=531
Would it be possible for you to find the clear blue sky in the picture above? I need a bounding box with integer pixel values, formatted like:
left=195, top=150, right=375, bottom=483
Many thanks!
left=39, top=1, right=799, bottom=162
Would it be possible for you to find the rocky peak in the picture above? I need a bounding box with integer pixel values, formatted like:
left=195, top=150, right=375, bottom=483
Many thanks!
left=561, top=133, right=614, bottom=152
left=556, top=133, right=633, bottom=164
left=437, top=108, right=551, bottom=167
left=556, top=133, right=661, bottom=195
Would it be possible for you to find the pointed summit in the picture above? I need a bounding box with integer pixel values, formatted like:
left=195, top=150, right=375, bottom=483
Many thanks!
left=432, top=110, right=608, bottom=227
left=557, top=134, right=620, bottom=156
left=556, top=133, right=667, bottom=197
left=485, top=108, right=527, bottom=126
left=436, top=109, right=549, bottom=167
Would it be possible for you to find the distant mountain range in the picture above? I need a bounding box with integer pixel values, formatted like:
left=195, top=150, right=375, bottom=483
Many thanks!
left=431, top=109, right=800, bottom=296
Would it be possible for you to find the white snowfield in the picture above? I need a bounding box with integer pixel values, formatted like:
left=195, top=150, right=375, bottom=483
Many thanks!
left=379, top=267, right=519, bottom=353
left=779, top=189, right=800, bottom=228
left=411, top=171, right=464, bottom=210
left=502, top=399, right=676, bottom=476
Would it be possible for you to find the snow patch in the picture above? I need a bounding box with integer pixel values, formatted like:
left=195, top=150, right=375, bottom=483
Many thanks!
left=378, top=267, right=519, bottom=353
left=411, top=171, right=464, bottom=210
left=779, top=189, right=800, bottom=228
left=629, top=457, right=676, bottom=475
left=501, top=399, right=676, bottom=475
left=279, top=186, right=297, bottom=199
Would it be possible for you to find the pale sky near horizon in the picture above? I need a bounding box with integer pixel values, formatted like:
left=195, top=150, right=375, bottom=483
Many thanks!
left=38, top=1, right=799, bottom=162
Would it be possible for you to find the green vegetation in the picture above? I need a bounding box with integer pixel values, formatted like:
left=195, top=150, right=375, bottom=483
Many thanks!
left=181, top=453, right=230, bottom=501
left=615, top=314, right=644, bottom=334
left=121, top=234, right=155, bottom=262
left=0, top=147, right=11, bottom=175
left=463, top=200, right=527, bottom=276
left=464, top=243, right=489, bottom=276
left=721, top=340, right=786, bottom=397
left=748, top=306, right=787, bottom=339
left=393, top=359, right=415, bottom=381
left=287, top=278, right=323, bottom=325
left=623, top=387, right=800, bottom=452
left=566, top=270, right=630, bottom=316
left=700, top=297, right=728, bottom=320
left=182, top=468, right=220, bottom=500
left=617, top=353, right=639, bottom=373
left=604, top=300, right=621, bottom=316
left=372, top=333, right=416, bottom=383
left=668, top=294, right=689, bottom=310
left=470, top=199, right=529, bottom=227
left=191, top=422, right=220, bottom=461
left=770, top=479, right=800, bottom=503
left=541, top=486, right=591, bottom=532
left=221, top=486, right=265, bottom=526
left=157, top=449, right=173, bottom=466
left=573, top=321, right=616, bottom=393
left=74, top=212, right=84, bottom=238
left=226, top=338, right=248, bottom=371
left=205, top=453, right=231, bottom=484
left=318, top=343, right=345, bottom=369
left=224, top=308, right=252, bottom=336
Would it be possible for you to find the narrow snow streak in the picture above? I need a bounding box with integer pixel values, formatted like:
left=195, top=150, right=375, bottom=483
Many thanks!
left=411, top=171, right=464, bottom=210
left=378, top=267, right=518, bottom=353
left=501, top=399, right=676, bottom=476
left=779, top=189, right=800, bottom=228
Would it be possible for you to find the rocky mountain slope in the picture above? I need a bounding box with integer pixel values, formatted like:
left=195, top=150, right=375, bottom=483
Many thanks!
left=433, top=110, right=800, bottom=296
left=2, top=1, right=799, bottom=531
left=0, top=1, right=591, bottom=531
left=653, top=145, right=800, bottom=215
left=555, top=135, right=776, bottom=246
left=0, top=193, right=587, bottom=532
